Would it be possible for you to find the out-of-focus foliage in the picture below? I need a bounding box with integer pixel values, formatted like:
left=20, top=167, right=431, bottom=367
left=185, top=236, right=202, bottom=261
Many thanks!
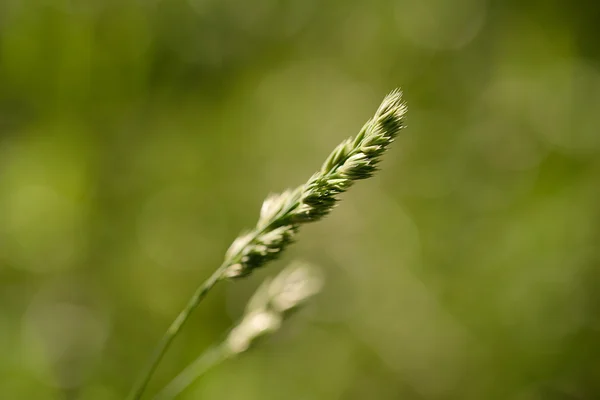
left=1, top=0, right=599, bottom=399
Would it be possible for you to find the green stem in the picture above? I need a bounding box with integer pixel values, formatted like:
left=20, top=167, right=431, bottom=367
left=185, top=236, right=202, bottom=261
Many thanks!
left=153, top=345, right=230, bottom=400
left=127, top=264, right=227, bottom=400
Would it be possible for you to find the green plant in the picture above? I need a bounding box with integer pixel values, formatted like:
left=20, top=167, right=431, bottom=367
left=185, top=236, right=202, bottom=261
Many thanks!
left=128, top=89, right=406, bottom=400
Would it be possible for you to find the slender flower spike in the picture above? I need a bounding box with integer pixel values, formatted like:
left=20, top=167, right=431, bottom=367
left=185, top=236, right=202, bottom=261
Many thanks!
left=222, top=89, right=406, bottom=278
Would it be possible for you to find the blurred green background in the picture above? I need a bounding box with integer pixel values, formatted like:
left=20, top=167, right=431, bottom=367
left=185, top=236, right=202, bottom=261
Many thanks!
left=1, top=0, right=600, bottom=399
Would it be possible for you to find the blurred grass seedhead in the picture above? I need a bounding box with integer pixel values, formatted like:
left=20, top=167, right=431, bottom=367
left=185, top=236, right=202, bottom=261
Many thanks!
left=226, top=261, right=324, bottom=354
left=155, top=261, right=323, bottom=400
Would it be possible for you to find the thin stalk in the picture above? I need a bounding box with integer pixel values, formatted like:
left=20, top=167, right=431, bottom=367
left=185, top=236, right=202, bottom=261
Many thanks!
left=127, top=264, right=227, bottom=400
left=153, top=345, right=229, bottom=400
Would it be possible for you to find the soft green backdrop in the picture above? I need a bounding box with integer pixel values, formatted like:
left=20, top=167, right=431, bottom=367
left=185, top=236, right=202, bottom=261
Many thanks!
left=1, top=0, right=599, bottom=399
